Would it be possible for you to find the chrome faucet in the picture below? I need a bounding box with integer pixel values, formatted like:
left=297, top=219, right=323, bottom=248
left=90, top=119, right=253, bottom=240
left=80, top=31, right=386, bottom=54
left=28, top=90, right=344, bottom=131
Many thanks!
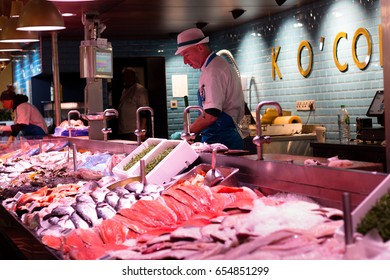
left=181, top=105, right=204, bottom=142
left=252, top=101, right=283, bottom=160
left=67, top=110, right=81, bottom=138
left=134, top=106, right=154, bottom=145
left=101, top=108, right=118, bottom=141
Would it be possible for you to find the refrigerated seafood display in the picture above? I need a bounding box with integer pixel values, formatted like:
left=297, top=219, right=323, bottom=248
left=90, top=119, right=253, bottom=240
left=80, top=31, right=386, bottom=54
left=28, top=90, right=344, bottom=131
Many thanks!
left=0, top=137, right=388, bottom=260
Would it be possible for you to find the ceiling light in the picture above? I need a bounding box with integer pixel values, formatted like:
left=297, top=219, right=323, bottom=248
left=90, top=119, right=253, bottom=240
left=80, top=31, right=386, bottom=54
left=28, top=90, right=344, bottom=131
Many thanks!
left=231, top=9, right=246, bottom=20
left=293, top=22, right=303, bottom=28
left=0, top=42, right=23, bottom=52
left=17, top=0, right=65, bottom=31
left=0, top=17, right=39, bottom=43
left=0, top=52, right=11, bottom=61
left=62, top=13, right=77, bottom=17
left=275, top=0, right=287, bottom=6
left=10, top=0, right=24, bottom=18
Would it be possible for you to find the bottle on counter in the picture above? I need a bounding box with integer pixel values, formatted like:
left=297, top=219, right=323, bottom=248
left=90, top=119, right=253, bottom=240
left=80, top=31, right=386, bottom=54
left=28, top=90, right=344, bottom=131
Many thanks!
left=338, top=105, right=350, bottom=144
left=50, top=82, right=54, bottom=101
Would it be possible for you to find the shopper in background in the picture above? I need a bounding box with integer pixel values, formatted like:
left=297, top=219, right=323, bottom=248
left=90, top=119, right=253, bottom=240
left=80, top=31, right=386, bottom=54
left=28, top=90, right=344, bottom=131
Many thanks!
left=0, top=94, right=48, bottom=149
left=175, top=28, right=246, bottom=149
left=0, top=84, right=16, bottom=110
left=117, top=67, right=149, bottom=141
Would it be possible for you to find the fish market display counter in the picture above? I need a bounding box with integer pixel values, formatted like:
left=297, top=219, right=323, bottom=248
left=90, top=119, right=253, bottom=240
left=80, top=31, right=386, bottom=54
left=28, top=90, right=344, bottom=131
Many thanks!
left=0, top=138, right=387, bottom=260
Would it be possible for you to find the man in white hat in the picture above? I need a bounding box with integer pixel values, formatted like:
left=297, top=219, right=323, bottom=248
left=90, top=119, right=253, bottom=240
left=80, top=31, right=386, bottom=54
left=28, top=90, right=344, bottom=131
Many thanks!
left=176, top=28, right=245, bottom=149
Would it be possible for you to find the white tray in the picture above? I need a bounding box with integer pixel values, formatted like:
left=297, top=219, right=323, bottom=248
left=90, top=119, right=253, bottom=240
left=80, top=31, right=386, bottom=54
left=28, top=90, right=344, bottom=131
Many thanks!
left=113, top=139, right=199, bottom=185
left=351, top=174, right=390, bottom=231
left=112, top=138, right=165, bottom=179
left=336, top=174, right=390, bottom=258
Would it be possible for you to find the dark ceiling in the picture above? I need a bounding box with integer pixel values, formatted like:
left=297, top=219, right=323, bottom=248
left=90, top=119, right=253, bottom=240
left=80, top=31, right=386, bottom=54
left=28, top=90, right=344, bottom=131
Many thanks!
left=3, top=0, right=317, bottom=40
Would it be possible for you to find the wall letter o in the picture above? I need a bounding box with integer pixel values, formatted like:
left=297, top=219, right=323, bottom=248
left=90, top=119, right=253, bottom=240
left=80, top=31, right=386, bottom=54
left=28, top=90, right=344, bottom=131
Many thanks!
left=333, top=32, right=348, bottom=72
left=352, top=27, right=372, bottom=70
left=297, top=40, right=313, bottom=77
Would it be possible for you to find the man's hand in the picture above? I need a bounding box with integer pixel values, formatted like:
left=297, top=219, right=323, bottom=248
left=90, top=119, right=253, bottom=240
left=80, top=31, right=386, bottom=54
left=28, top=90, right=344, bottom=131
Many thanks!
left=0, top=136, right=14, bottom=150
left=0, top=125, right=11, bottom=132
left=0, top=143, right=9, bottom=150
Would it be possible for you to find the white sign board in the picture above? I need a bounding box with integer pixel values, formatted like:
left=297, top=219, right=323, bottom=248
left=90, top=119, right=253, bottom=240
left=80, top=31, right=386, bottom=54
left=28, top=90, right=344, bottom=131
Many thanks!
left=172, top=74, right=188, bottom=97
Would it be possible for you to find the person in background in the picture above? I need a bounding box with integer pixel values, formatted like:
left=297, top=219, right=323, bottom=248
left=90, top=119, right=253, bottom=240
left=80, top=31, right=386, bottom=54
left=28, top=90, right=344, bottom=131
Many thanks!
left=0, top=85, right=16, bottom=110
left=175, top=28, right=246, bottom=150
left=117, top=67, right=149, bottom=141
left=0, top=94, right=48, bottom=149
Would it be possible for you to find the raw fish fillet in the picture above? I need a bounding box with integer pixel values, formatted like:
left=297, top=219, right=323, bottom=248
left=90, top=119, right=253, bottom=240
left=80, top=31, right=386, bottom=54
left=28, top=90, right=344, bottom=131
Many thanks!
left=97, top=219, right=128, bottom=245
left=164, top=187, right=210, bottom=213
left=175, top=184, right=214, bottom=209
left=161, top=195, right=195, bottom=222
left=112, top=214, right=154, bottom=234
left=118, top=198, right=177, bottom=227
left=75, top=228, right=105, bottom=247
left=41, top=235, right=62, bottom=250
left=131, top=197, right=178, bottom=225
left=69, top=246, right=108, bottom=260
left=62, top=231, right=85, bottom=254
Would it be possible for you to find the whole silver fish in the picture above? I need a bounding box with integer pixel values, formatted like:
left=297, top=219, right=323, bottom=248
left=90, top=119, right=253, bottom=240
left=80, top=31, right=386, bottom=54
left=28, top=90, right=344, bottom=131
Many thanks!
left=37, top=224, right=66, bottom=237
left=105, top=191, right=119, bottom=209
left=40, top=215, right=60, bottom=229
left=57, top=215, right=75, bottom=230
left=125, top=182, right=144, bottom=194
left=115, top=193, right=135, bottom=210
left=142, top=184, right=164, bottom=194
left=96, top=202, right=117, bottom=219
left=51, top=205, right=75, bottom=217
left=75, top=194, right=95, bottom=204
left=90, top=187, right=109, bottom=203
left=111, top=187, right=130, bottom=197
left=70, top=211, right=90, bottom=229
left=74, top=202, right=100, bottom=227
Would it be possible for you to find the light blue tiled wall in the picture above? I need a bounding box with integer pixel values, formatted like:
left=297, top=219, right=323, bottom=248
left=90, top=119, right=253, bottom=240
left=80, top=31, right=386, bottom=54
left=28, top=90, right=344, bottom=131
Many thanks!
left=33, top=0, right=382, bottom=139
left=208, top=0, right=382, bottom=141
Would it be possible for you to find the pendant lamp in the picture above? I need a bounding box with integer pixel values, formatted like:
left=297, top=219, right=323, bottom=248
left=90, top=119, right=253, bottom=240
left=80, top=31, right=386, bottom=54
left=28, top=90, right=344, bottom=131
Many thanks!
left=17, top=0, right=65, bottom=31
left=0, top=52, right=10, bottom=61
left=0, top=42, right=22, bottom=51
left=10, top=0, right=24, bottom=18
left=0, top=17, right=39, bottom=43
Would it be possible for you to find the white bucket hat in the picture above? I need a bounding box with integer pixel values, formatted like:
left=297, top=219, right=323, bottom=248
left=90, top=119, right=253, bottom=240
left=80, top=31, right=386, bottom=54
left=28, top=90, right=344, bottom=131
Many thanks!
left=175, top=28, right=209, bottom=55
